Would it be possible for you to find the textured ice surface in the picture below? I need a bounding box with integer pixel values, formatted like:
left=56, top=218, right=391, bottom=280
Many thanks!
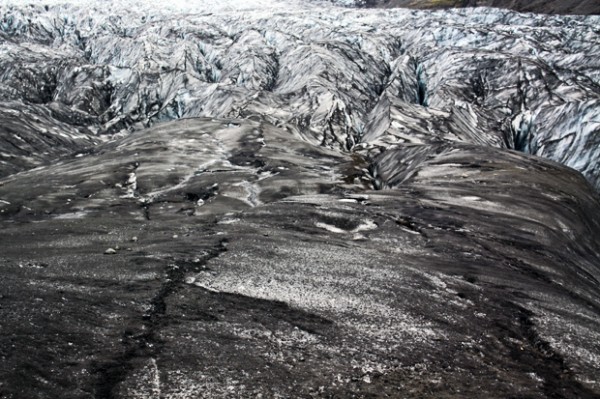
left=0, top=0, right=598, bottom=187
left=1, top=1, right=600, bottom=398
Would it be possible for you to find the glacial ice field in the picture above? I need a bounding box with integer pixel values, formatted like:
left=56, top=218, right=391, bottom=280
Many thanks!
left=0, top=1, right=600, bottom=398
left=0, top=0, right=599, bottom=187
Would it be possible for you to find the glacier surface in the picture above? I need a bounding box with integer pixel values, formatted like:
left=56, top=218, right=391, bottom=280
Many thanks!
left=0, top=1, right=600, bottom=398
left=0, top=0, right=599, bottom=187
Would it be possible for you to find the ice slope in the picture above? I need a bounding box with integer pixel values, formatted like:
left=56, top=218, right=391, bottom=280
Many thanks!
left=1, top=1, right=600, bottom=398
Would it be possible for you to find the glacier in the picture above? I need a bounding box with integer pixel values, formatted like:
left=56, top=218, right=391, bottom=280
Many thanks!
left=1, top=0, right=599, bottom=186
left=0, top=1, right=599, bottom=398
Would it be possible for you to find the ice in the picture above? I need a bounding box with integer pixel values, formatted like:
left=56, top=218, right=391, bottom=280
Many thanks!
left=0, top=0, right=598, bottom=188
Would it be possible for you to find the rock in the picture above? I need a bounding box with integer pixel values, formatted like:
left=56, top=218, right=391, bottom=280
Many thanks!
left=104, top=248, right=117, bottom=255
left=184, top=276, right=196, bottom=284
